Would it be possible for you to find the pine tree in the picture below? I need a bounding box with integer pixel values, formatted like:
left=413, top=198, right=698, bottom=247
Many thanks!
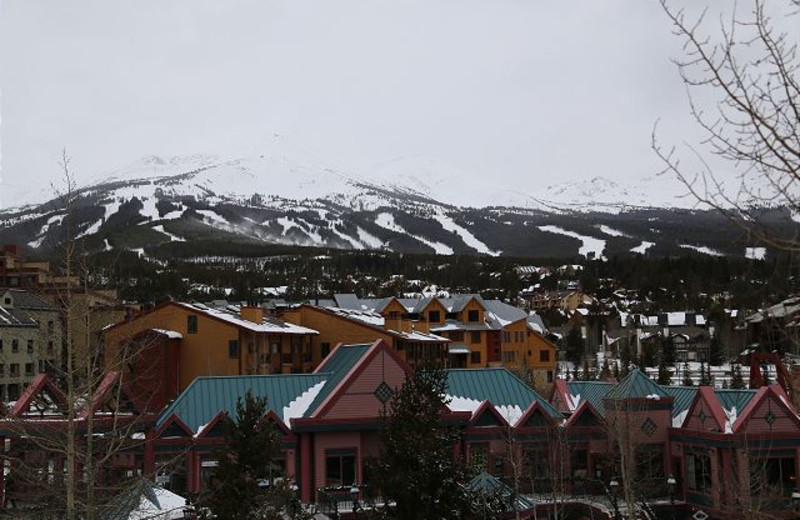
left=582, top=357, right=593, bottom=381
left=612, top=361, right=620, bottom=380
left=599, top=357, right=612, bottom=380
left=708, top=331, right=724, bottom=366
left=661, top=335, right=676, bottom=365
left=699, top=362, right=711, bottom=386
left=682, top=362, right=694, bottom=386
left=730, top=363, right=746, bottom=389
left=565, top=326, right=585, bottom=366
left=657, top=356, right=672, bottom=385
left=375, top=365, right=473, bottom=520
left=207, top=391, right=282, bottom=520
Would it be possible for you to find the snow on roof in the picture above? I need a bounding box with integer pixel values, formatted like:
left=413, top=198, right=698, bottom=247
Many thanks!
left=282, top=380, right=327, bottom=424
left=181, top=302, right=318, bottom=334
left=151, top=329, right=183, bottom=339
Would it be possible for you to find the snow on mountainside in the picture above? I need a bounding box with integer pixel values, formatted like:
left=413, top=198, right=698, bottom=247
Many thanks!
left=0, top=144, right=794, bottom=259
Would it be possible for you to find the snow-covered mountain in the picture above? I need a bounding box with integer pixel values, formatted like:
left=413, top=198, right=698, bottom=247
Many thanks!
left=0, top=147, right=791, bottom=259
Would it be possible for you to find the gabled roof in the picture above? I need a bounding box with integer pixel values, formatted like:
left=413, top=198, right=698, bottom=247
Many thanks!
left=9, top=374, right=67, bottom=417
left=564, top=381, right=614, bottom=415
left=99, top=478, right=187, bottom=520
left=1, top=289, right=56, bottom=311
left=468, top=471, right=535, bottom=512
left=604, top=369, right=669, bottom=401
left=156, top=343, right=372, bottom=433
left=482, top=300, right=527, bottom=327
left=446, top=368, right=562, bottom=423
left=662, top=386, right=698, bottom=418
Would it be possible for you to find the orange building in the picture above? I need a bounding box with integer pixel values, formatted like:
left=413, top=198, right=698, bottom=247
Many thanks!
left=281, top=304, right=450, bottom=368
left=305, top=294, right=557, bottom=382
left=103, top=301, right=318, bottom=390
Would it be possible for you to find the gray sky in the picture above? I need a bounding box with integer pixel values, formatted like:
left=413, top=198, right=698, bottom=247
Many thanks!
left=1, top=0, right=704, bottom=205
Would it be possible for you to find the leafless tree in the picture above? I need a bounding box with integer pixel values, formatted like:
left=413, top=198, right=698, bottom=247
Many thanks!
left=653, top=0, right=800, bottom=250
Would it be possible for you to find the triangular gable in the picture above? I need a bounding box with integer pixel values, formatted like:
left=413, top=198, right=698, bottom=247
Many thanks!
left=379, top=297, right=406, bottom=316
left=518, top=400, right=557, bottom=428
left=566, top=400, right=604, bottom=429
left=195, top=411, right=229, bottom=438
left=311, top=340, right=411, bottom=419
left=81, top=372, right=141, bottom=418
left=470, top=401, right=509, bottom=428
left=682, top=386, right=727, bottom=433
left=9, top=374, right=67, bottom=418
left=420, top=298, right=448, bottom=318
left=733, top=386, right=800, bottom=434
left=261, top=409, right=290, bottom=435
left=155, top=414, right=194, bottom=439
left=551, top=379, right=572, bottom=414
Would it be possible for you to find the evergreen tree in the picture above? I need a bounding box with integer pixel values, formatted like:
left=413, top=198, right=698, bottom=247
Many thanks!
left=661, top=335, right=677, bottom=365
left=730, top=363, right=746, bottom=389
left=375, top=365, right=473, bottom=520
left=682, top=362, right=694, bottom=386
left=657, top=356, right=672, bottom=385
left=599, top=357, right=612, bottom=380
left=582, top=357, right=593, bottom=381
left=708, top=331, right=724, bottom=366
left=699, top=362, right=711, bottom=386
left=207, top=391, right=282, bottom=520
left=565, top=326, right=585, bottom=366
left=612, top=361, right=620, bottom=380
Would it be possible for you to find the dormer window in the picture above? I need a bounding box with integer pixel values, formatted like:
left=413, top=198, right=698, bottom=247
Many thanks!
left=468, top=310, right=479, bottom=322
left=428, top=311, right=440, bottom=323
left=388, top=311, right=400, bottom=319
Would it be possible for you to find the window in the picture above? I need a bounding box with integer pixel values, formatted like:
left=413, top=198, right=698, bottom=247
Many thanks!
left=470, top=351, right=481, bottom=364
left=468, top=310, right=479, bottom=322
left=47, top=341, right=54, bottom=354
left=449, top=331, right=465, bottom=342
left=540, top=349, right=550, bottom=362
left=25, top=363, right=34, bottom=376
left=0, top=339, right=3, bottom=352
left=11, top=339, right=18, bottom=353
left=27, top=340, right=34, bottom=354
left=321, top=342, right=331, bottom=359
left=47, top=320, right=54, bottom=333
left=471, top=331, right=481, bottom=344
left=685, top=453, right=712, bottom=494
left=0, top=364, right=4, bottom=376
left=187, top=315, right=198, bottom=334
left=228, top=340, right=239, bottom=359
left=388, top=311, right=400, bottom=319
left=751, top=457, right=797, bottom=496
left=503, top=331, right=511, bottom=343
left=428, top=310, right=440, bottom=323
left=3, top=297, right=10, bottom=305
left=547, top=370, right=554, bottom=383
left=10, top=364, right=19, bottom=377
left=325, top=450, right=356, bottom=486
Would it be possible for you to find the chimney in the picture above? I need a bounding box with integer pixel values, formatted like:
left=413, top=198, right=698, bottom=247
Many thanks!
left=240, top=306, right=265, bottom=324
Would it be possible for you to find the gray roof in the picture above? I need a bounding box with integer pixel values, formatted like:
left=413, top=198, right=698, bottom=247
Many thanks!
left=0, top=306, right=38, bottom=327
left=483, top=300, right=527, bottom=325
left=2, top=289, right=56, bottom=311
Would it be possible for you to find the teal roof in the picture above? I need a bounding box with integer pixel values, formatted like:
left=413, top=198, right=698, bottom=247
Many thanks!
left=565, top=381, right=614, bottom=415
left=157, top=343, right=372, bottom=432
left=604, top=369, right=669, bottom=401
left=446, top=368, right=562, bottom=418
left=663, top=386, right=699, bottom=418
left=715, top=389, right=757, bottom=413
left=468, top=470, right=535, bottom=511
left=305, top=343, right=372, bottom=414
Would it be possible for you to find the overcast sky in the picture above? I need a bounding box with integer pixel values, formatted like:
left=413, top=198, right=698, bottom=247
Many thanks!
left=1, top=0, right=710, bottom=205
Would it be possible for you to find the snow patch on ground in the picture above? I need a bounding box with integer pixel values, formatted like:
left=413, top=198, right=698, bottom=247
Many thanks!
left=745, top=246, right=766, bottom=260
left=357, top=227, right=385, bottom=249
left=375, top=212, right=454, bottom=255
left=597, top=225, right=628, bottom=237
left=631, top=241, right=655, bottom=254
left=28, top=214, right=65, bottom=248
left=431, top=212, right=499, bottom=256
left=538, top=225, right=606, bottom=258
left=153, top=225, right=186, bottom=242
left=680, top=244, right=723, bottom=256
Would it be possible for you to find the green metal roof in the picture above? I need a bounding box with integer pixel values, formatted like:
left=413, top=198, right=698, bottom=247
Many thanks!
left=662, top=386, right=699, bottom=418
left=446, top=368, right=562, bottom=418
left=715, top=389, right=757, bottom=413
left=604, top=369, right=669, bottom=401
left=305, top=343, right=372, bottom=414
left=468, top=470, right=535, bottom=511
left=565, top=381, right=614, bottom=415
left=157, top=343, right=372, bottom=432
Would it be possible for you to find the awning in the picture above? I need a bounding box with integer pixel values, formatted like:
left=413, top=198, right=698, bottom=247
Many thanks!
left=448, top=344, right=470, bottom=355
